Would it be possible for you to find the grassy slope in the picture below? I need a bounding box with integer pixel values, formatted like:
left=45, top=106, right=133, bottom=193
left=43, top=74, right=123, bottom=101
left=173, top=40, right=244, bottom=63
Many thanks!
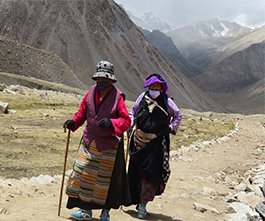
left=0, top=88, right=234, bottom=179
left=0, top=72, right=85, bottom=95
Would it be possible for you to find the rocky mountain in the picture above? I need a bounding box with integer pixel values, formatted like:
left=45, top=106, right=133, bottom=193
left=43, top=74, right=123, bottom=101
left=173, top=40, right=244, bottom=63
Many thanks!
left=192, top=41, right=265, bottom=93
left=125, top=10, right=172, bottom=32
left=0, top=0, right=223, bottom=112
left=210, top=78, right=265, bottom=114
left=202, top=26, right=265, bottom=69
left=228, top=78, right=265, bottom=114
left=141, top=29, right=199, bottom=77
left=191, top=40, right=265, bottom=114
left=167, top=19, right=253, bottom=71
left=0, top=37, right=86, bottom=89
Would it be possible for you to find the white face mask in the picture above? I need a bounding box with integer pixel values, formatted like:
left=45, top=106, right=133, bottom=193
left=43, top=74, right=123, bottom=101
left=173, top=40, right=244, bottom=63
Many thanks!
left=149, top=90, right=160, bottom=99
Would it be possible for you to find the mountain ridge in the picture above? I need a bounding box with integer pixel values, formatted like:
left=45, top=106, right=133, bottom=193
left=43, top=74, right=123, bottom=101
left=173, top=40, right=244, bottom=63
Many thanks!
left=167, top=19, right=254, bottom=71
left=141, top=29, right=200, bottom=78
left=0, top=0, right=224, bottom=112
left=192, top=41, right=265, bottom=93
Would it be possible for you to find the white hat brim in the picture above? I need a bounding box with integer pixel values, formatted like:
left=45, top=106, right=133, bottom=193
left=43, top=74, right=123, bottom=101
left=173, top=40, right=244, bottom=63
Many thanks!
left=92, top=71, right=117, bottom=82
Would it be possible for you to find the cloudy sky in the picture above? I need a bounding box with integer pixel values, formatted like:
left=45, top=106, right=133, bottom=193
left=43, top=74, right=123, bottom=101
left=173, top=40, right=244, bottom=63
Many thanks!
left=114, top=0, right=265, bottom=28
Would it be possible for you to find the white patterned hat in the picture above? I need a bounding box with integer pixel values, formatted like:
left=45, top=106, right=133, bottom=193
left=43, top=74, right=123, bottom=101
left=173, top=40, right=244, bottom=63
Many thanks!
left=92, top=60, right=117, bottom=82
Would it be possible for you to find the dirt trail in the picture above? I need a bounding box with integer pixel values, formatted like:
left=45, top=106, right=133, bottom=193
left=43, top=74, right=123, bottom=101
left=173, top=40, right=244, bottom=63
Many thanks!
left=0, top=114, right=264, bottom=221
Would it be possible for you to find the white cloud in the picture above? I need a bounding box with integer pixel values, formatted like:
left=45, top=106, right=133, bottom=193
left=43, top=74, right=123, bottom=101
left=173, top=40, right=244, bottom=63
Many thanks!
left=114, top=0, right=265, bottom=28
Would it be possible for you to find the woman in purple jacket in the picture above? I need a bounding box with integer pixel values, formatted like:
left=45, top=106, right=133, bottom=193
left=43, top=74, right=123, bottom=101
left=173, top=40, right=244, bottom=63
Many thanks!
left=127, top=73, right=182, bottom=219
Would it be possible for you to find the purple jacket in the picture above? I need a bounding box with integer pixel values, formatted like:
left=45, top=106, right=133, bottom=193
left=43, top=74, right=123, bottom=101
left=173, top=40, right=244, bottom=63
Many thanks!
left=129, top=92, right=182, bottom=134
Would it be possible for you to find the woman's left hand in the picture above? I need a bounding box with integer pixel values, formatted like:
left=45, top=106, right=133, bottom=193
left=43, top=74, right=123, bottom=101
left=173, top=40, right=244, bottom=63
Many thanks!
left=99, top=118, right=112, bottom=128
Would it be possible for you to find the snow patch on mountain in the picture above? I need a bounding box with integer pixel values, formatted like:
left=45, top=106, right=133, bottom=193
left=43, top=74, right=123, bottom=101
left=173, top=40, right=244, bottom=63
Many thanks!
left=125, top=10, right=172, bottom=32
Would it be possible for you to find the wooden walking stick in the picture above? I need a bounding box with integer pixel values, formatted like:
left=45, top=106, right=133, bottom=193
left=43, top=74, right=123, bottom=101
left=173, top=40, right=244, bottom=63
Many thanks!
left=58, top=128, right=71, bottom=217
left=125, top=133, right=130, bottom=168
left=125, top=126, right=134, bottom=168
left=120, top=132, right=131, bottom=211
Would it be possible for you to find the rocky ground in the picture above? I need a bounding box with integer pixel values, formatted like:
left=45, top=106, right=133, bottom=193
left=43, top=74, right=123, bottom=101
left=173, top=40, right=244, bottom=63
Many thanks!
left=0, top=85, right=265, bottom=221
left=0, top=111, right=264, bottom=220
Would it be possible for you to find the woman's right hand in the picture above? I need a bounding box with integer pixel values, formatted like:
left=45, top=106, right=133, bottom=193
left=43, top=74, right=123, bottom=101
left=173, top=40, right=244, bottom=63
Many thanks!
left=63, top=120, right=75, bottom=130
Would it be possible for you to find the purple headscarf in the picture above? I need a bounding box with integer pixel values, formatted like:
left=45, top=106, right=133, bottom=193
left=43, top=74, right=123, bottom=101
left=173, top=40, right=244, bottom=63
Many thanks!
left=143, top=73, right=168, bottom=93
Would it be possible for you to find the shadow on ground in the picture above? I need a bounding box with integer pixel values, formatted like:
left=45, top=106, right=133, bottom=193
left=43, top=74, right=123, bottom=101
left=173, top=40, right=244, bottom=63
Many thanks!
left=123, top=209, right=183, bottom=221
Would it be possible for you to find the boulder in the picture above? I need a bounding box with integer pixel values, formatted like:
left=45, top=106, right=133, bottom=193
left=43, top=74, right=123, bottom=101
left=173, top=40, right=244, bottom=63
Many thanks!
left=0, top=101, right=9, bottom=113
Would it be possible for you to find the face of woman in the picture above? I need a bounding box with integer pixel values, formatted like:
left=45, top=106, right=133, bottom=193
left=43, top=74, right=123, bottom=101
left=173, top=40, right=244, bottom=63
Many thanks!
left=148, top=82, right=162, bottom=91
left=148, top=82, right=163, bottom=99
left=96, top=77, right=113, bottom=91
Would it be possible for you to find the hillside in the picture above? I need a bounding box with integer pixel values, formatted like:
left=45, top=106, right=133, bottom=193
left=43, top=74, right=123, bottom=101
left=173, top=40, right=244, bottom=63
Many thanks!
left=192, top=42, right=265, bottom=93
left=1, top=85, right=265, bottom=220
left=194, top=26, right=265, bottom=72
left=0, top=72, right=85, bottom=95
left=210, top=78, right=265, bottom=114
left=126, top=10, right=172, bottom=32
left=210, top=26, right=265, bottom=67
left=0, top=37, right=86, bottom=90
left=141, top=29, right=199, bottom=77
left=0, top=84, right=234, bottom=178
left=0, top=0, right=224, bottom=112
left=167, top=19, right=252, bottom=71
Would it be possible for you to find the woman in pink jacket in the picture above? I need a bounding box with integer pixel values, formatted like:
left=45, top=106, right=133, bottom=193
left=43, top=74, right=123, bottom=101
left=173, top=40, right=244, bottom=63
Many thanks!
left=63, top=61, right=131, bottom=221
